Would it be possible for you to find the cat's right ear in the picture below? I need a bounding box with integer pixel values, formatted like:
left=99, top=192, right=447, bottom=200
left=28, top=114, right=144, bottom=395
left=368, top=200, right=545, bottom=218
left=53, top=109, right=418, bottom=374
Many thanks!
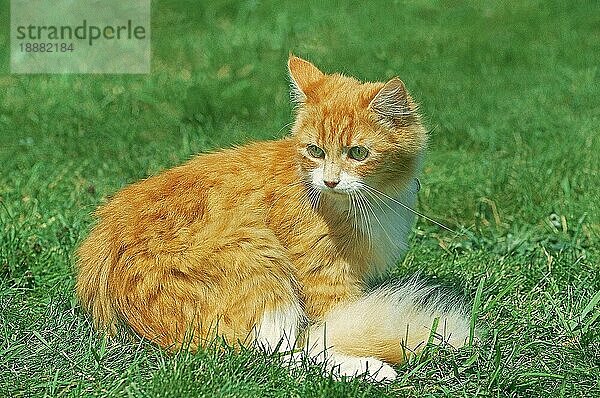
left=368, top=77, right=412, bottom=127
left=288, top=55, right=324, bottom=104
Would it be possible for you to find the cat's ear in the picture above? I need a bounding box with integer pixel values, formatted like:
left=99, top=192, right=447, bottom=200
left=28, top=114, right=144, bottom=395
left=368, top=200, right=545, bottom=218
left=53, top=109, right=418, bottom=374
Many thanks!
left=288, top=55, right=324, bottom=103
left=369, top=77, right=412, bottom=125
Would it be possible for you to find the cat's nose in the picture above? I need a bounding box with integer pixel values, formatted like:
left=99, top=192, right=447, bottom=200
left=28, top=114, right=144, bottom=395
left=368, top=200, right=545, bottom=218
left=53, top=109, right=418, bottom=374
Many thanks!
left=324, top=180, right=339, bottom=188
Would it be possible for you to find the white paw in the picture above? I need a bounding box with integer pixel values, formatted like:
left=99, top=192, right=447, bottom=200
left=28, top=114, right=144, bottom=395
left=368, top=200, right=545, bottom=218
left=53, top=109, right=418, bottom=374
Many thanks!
left=323, top=353, right=397, bottom=382
left=370, top=361, right=398, bottom=382
left=281, top=350, right=397, bottom=382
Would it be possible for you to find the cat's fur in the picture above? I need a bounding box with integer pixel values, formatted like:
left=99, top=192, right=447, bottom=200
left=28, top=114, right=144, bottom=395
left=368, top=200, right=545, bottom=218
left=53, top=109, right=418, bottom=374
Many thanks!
left=76, top=56, right=471, bottom=381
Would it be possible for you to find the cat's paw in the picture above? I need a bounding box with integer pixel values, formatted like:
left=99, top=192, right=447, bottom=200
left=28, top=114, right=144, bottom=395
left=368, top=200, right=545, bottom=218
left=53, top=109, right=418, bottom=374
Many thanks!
left=329, top=354, right=397, bottom=382
left=303, top=351, right=397, bottom=382
left=282, top=350, right=397, bottom=382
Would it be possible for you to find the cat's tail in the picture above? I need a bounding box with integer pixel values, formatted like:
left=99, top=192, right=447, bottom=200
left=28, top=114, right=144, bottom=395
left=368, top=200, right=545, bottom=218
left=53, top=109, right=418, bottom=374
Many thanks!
left=304, top=278, right=474, bottom=364
left=75, top=224, right=119, bottom=335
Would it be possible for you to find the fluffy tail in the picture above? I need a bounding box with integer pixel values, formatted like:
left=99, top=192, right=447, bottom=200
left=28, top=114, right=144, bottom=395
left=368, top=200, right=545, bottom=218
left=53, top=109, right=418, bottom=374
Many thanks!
left=75, top=224, right=119, bottom=335
left=304, top=279, right=473, bottom=364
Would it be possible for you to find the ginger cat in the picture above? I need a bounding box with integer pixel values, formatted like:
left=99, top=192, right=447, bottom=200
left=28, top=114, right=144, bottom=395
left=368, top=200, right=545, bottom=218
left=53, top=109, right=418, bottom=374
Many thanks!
left=76, top=55, right=471, bottom=381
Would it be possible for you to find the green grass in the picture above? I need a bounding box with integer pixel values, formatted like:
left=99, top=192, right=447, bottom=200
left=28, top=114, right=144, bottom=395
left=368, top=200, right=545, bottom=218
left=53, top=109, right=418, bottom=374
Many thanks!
left=1, top=0, right=599, bottom=396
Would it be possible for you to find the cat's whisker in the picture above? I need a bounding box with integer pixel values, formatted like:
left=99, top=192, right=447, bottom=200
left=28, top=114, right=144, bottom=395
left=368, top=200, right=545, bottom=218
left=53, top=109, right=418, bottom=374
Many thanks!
left=345, top=198, right=352, bottom=222
left=347, top=192, right=355, bottom=238
left=299, top=180, right=322, bottom=212
left=361, top=184, right=415, bottom=235
left=314, top=192, right=322, bottom=211
left=362, top=193, right=376, bottom=251
left=354, top=193, right=364, bottom=244
left=349, top=192, right=360, bottom=242
left=360, top=186, right=386, bottom=216
left=359, top=183, right=406, bottom=222
left=358, top=189, right=393, bottom=246
left=361, top=183, right=455, bottom=233
left=355, top=192, right=368, bottom=248
left=354, top=191, right=373, bottom=250
left=362, top=196, right=374, bottom=250
left=306, top=187, right=317, bottom=207
left=315, top=188, right=322, bottom=210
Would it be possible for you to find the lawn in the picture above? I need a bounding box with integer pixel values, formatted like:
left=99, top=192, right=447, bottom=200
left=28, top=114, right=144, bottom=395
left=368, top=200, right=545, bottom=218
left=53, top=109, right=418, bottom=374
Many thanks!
left=1, top=0, right=599, bottom=397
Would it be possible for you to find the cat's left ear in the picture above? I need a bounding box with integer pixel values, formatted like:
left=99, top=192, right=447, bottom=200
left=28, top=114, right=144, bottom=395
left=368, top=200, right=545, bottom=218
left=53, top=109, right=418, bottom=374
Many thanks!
left=288, top=55, right=324, bottom=103
left=368, top=77, right=412, bottom=125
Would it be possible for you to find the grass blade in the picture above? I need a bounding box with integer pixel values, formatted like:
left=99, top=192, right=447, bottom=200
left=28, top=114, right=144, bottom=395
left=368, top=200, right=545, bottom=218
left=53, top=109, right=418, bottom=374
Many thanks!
left=470, top=278, right=485, bottom=346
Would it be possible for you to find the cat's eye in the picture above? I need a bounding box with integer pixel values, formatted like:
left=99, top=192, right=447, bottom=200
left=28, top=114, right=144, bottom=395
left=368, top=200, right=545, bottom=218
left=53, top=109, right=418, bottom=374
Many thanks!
left=306, top=144, right=325, bottom=159
left=348, top=146, right=369, bottom=161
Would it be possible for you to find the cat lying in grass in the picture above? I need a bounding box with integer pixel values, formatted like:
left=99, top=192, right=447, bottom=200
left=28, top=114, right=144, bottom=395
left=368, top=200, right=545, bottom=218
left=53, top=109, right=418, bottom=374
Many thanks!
left=76, top=55, right=471, bottom=382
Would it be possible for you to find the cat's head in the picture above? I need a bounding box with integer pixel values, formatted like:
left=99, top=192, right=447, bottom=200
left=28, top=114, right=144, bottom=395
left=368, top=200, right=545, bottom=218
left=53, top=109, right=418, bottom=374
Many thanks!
left=288, top=55, right=427, bottom=200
